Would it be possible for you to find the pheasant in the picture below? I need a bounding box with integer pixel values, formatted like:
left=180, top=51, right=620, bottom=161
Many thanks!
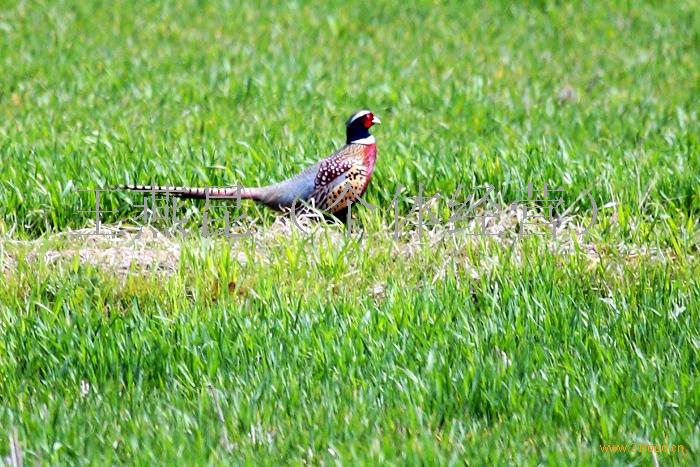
left=124, top=110, right=381, bottom=217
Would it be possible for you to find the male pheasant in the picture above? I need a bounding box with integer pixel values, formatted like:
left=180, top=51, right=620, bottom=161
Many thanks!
left=124, top=110, right=381, bottom=217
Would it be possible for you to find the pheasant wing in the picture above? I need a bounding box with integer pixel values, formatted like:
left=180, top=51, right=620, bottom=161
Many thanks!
left=309, top=145, right=370, bottom=213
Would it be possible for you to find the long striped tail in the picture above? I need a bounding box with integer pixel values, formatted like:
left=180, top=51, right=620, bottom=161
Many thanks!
left=121, top=184, right=259, bottom=200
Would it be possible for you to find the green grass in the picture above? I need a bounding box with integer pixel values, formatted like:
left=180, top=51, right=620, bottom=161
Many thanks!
left=1, top=0, right=699, bottom=464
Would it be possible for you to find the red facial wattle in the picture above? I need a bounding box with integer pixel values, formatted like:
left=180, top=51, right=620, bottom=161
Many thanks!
left=363, top=113, right=374, bottom=129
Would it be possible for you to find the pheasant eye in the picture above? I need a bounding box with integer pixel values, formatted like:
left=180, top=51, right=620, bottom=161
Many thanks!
left=363, top=113, right=374, bottom=128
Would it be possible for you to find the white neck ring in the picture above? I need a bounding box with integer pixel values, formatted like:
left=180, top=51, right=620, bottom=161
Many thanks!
left=349, top=135, right=375, bottom=145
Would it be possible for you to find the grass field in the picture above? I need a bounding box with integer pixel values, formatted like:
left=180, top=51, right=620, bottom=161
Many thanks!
left=1, top=0, right=699, bottom=464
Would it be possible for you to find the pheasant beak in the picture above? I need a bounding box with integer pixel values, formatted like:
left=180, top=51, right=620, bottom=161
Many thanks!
left=372, top=115, right=381, bottom=125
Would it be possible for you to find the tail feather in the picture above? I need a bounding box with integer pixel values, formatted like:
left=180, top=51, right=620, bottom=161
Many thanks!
left=122, top=184, right=257, bottom=200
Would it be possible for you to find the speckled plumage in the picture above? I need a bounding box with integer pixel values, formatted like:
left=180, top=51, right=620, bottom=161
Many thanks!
left=124, top=110, right=380, bottom=216
left=311, top=143, right=377, bottom=211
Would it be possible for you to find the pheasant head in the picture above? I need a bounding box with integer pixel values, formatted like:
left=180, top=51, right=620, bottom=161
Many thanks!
left=345, top=110, right=381, bottom=145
